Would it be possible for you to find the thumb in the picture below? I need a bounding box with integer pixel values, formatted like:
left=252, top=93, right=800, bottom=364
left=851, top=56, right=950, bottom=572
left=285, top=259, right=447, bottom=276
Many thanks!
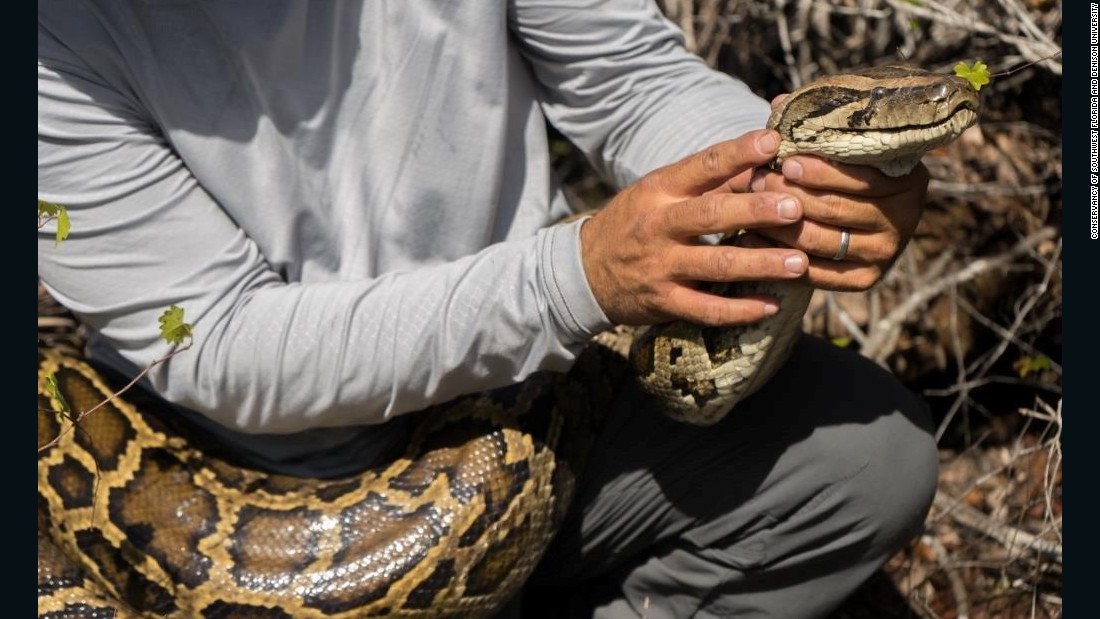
left=656, top=129, right=780, bottom=197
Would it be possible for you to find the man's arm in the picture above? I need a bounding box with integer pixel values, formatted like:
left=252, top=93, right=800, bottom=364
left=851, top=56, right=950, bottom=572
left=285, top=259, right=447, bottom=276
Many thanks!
left=37, top=38, right=612, bottom=434
left=511, top=0, right=929, bottom=298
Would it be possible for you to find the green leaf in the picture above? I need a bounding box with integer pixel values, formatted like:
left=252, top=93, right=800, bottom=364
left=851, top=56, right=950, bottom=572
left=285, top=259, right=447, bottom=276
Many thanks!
left=901, top=0, right=922, bottom=5
left=1013, top=354, right=1053, bottom=378
left=43, top=372, right=72, bottom=419
left=38, top=200, right=71, bottom=246
left=831, top=337, right=852, bottom=348
left=55, top=209, right=71, bottom=246
left=954, top=60, right=991, bottom=91
left=38, top=199, right=61, bottom=217
left=158, top=305, right=194, bottom=346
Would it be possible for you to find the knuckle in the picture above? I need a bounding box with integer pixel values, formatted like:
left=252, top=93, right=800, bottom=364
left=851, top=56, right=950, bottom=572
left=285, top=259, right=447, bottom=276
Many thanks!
left=868, top=237, right=898, bottom=263
left=817, top=193, right=846, bottom=224
left=637, top=171, right=669, bottom=197
left=709, top=248, right=735, bottom=279
left=700, top=146, right=724, bottom=176
left=700, top=302, right=726, bottom=327
left=750, top=193, right=778, bottom=223
left=636, top=209, right=660, bottom=240
left=650, top=282, right=677, bottom=311
left=694, top=195, right=723, bottom=230
left=853, top=266, right=883, bottom=290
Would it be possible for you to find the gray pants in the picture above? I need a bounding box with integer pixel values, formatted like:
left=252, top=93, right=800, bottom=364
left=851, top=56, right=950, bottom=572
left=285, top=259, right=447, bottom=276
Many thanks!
left=509, top=335, right=938, bottom=618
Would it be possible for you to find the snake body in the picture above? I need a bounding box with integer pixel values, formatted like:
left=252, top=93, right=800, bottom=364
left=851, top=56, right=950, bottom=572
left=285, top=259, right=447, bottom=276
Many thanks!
left=38, top=66, right=978, bottom=618
left=632, top=65, right=978, bottom=424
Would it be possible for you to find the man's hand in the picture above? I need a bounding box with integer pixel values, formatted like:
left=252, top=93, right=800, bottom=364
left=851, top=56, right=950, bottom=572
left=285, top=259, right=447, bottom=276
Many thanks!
left=580, top=129, right=809, bottom=327
left=745, top=95, right=930, bottom=292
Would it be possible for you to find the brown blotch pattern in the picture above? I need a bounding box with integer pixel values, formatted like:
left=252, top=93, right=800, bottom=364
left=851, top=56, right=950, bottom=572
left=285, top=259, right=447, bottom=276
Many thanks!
left=108, top=450, right=216, bottom=589
left=47, top=455, right=96, bottom=510
left=74, top=529, right=177, bottom=615
left=303, top=493, right=448, bottom=614
left=229, top=505, right=321, bottom=591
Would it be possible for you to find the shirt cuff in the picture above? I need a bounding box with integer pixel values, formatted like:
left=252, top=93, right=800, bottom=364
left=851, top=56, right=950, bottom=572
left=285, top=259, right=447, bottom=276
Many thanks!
left=540, top=217, right=614, bottom=342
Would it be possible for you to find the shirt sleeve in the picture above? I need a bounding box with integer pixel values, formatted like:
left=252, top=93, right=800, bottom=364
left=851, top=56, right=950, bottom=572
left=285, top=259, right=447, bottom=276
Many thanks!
left=37, top=32, right=612, bottom=435
left=509, top=0, right=773, bottom=188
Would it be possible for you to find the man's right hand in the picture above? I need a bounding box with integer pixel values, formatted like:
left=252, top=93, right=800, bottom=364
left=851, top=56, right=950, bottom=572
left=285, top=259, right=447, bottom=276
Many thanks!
left=580, top=129, right=809, bottom=327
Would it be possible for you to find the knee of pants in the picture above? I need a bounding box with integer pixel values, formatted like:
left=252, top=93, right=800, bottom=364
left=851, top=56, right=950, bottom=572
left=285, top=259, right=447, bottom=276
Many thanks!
left=784, top=338, right=940, bottom=555
left=786, top=366, right=939, bottom=562
left=826, top=394, right=939, bottom=557
left=705, top=342, right=941, bottom=568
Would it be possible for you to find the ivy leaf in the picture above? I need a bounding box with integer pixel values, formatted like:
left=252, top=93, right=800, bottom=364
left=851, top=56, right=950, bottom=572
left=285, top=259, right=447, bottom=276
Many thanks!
left=38, top=200, right=71, bottom=246
left=831, top=337, right=852, bottom=348
left=38, top=200, right=60, bottom=217
left=158, top=305, right=194, bottom=346
left=954, top=60, right=990, bottom=91
left=43, top=372, right=72, bottom=419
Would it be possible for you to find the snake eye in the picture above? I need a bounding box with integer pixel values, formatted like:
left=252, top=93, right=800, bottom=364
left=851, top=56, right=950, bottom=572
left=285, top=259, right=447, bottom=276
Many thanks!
left=929, top=83, right=950, bottom=102
left=871, top=87, right=887, bottom=98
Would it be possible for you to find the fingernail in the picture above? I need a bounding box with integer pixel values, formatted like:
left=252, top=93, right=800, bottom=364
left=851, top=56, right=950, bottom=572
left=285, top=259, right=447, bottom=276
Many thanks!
left=756, top=132, right=779, bottom=154
left=763, top=302, right=780, bottom=315
left=750, top=171, right=766, bottom=193
left=784, top=254, right=806, bottom=273
left=782, top=159, right=803, bottom=181
left=777, top=197, right=799, bottom=221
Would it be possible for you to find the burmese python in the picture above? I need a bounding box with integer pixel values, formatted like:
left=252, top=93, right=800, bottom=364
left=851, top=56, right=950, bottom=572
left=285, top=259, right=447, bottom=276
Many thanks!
left=38, top=66, right=979, bottom=618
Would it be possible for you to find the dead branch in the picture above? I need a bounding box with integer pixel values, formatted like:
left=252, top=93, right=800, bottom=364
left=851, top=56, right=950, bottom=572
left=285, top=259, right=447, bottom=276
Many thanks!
left=861, top=226, right=1057, bottom=363
left=933, top=491, right=1062, bottom=562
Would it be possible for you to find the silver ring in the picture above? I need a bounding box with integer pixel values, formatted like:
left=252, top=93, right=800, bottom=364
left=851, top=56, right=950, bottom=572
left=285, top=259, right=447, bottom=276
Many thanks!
left=833, top=229, right=851, bottom=261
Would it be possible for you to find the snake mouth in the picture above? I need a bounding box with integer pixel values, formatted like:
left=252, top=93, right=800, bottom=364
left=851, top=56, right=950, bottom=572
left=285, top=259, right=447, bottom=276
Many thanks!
left=847, top=101, right=979, bottom=134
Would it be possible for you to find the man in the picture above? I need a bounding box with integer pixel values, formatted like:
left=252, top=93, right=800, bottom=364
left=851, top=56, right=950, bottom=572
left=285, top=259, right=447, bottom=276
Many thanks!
left=38, top=1, right=937, bottom=617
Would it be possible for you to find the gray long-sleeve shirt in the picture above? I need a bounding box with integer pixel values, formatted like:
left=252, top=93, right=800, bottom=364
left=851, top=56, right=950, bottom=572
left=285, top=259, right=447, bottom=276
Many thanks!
left=38, top=0, right=770, bottom=471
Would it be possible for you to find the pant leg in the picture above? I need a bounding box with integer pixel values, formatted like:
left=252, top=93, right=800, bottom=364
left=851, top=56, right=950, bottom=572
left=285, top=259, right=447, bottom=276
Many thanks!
left=526, top=335, right=938, bottom=619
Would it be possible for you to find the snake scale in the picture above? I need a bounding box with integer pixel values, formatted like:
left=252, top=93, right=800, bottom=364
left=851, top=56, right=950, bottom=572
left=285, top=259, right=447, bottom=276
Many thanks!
left=38, top=66, right=978, bottom=618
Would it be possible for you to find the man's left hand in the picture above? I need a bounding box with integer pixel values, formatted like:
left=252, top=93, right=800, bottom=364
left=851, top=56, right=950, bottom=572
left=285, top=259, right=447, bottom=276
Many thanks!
left=743, top=95, right=930, bottom=292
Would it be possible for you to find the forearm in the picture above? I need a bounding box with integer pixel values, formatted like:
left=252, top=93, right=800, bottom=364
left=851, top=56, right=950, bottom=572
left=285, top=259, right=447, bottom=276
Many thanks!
left=42, top=215, right=606, bottom=434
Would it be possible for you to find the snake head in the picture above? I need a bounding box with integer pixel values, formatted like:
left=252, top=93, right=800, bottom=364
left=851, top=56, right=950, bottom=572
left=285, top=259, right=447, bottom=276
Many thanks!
left=766, top=65, right=980, bottom=177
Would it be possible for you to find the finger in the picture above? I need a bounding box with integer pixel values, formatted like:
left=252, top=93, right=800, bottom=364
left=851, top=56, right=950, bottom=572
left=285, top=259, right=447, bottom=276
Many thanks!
left=668, top=245, right=807, bottom=282
left=655, top=129, right=781, bottom=197
left=779, top=156, right=929, bottom=198
left=770, top=93, right=789, bottom=110
left=749, top=172, right=896, bottom=231
left=803, top=262, right=884, bottom=292
left=662, top=191, right=802, bottom=238
left=758, top=221, right=899, bottom=264
left=663, top=286, right=781, bottom=327
left=703, top=166, right=758, bottom=195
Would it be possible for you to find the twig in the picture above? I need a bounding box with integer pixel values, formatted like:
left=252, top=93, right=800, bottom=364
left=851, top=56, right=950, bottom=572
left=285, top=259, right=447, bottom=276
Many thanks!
left=927, top=180, right=1050, bottom=197
left=39, top=342, right=193, bottom=452
left=955, top=297, right=1062, bottom=374
left=773, top=0, right=803, bottom=89
left=933, top=491, right=1062, bottom=562
left=924, top=375, right=1061, bottom=398
left=884, top=0, right=1062, bottom=75
left=922, top=534, right=971, bottom=619
left=966, top=236, right=1061, bottom=379
left=825, top=292, right=868, bottom=346
left=861, top=227, right=1057, bottom=363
